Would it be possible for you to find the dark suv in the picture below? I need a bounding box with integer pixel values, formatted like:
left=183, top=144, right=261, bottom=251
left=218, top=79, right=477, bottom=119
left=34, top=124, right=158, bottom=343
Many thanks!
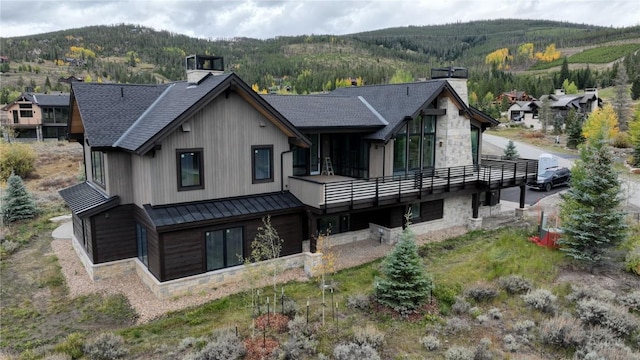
left=527, top=166, right=571, bottom=192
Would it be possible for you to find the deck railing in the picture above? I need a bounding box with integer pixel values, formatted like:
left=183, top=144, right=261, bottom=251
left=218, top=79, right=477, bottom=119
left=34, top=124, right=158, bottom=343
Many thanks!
left=289, top=158, right=538, bottom=210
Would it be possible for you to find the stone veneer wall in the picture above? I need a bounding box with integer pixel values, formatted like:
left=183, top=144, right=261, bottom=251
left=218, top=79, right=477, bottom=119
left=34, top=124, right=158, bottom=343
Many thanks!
left=435, top=94, right=473, bottom=169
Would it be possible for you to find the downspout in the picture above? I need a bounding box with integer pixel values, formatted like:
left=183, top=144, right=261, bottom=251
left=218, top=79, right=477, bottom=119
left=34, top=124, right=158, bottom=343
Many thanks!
left=281, top=148, right=295, bottom=192
left=382, top=142, right=386, bottom=177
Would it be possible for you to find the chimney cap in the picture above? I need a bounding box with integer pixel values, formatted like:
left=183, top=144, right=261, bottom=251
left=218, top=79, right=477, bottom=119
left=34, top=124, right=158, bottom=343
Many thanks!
left=186, top=54, right=224, bottom=72
left=431, top=66, right=468, bottom=80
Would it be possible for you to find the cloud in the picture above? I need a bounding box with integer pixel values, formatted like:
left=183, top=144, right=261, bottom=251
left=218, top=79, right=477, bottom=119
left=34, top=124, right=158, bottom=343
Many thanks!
left=1, top=0, right=638, bottom=39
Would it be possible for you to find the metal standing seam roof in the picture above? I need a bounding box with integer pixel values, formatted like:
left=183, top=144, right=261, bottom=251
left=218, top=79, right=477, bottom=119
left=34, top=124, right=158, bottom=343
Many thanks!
left=58, top=182, right=120, bottom=217
left=143, top=191, right=304, bottom=229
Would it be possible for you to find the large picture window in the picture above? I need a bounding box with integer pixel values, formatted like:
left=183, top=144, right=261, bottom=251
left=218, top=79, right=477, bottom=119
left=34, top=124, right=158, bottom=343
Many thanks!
left=177, top=149, right=204, bottom=191
left=91, top=151, right=105, bottom=187
left=252, top=145, right=273, bottom=183
left=393, top=113, right=436, bottom=175
left=205, top=227, right=243, bottom=271
left=136, top=223, right=148, bottom=267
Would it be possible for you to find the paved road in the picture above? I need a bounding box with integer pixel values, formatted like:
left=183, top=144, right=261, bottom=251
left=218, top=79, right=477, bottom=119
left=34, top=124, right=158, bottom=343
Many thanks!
left=483, top=133, right=640, bottom=210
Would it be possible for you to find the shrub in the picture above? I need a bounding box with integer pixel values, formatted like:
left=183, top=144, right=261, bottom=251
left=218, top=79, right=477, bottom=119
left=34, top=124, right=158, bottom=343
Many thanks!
left=502, top=334, right=520, bottom=353
left=451, top=296, right=471, bottom=315
left=612, top=132, right=632, bottom=148
left=618, top=290, right=640, bottom=312
left=433, top=283, right=462, bottom=314
left=444, top=345, right=474, bottom=360
left=521, top=289, right=557, bottom=314
left=474, top=338, right=493, bottom=360
left=353, top=324, right=385, bottom=350
left=540, top=315, right=585, bottom=348
left=566, top=284, right=616, bottom=303
left=624, top=247, right=640, bottom=276
left=445, top=317, right=471, bottom=334
left=576, top=298, right=638, bottom=335
left=498, top=275, right=532, bottom=294
left=273, top=316, right=317, bottom=360
left=333, top=342, right=380, bottom=360
left=185, top=330, right=245, bottom=360
left=420, top=335, right=440, bottom=351
left=346, top=294, right=371, bottom=311
left=54, top=332, right=85, bottom=359
left=465, top=284, right=498, bottom=303
left=513, top=319, right=536, bottom=335
left=487, top=308, right=502, bottom=320
left=476, top=314, right=489, bottom=324
left=0, top=142, right=36, bottom=181
left=84, top=333, right=128, bottom=360
left=280, top=296, right=298, bottom=317
left=44, top=354, right=72, bottom=360
left=575, top=327, right=639, bottom=360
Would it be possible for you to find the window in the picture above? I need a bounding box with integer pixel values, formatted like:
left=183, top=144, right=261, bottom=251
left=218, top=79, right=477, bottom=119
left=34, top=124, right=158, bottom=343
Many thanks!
left=177, top=149, right=204, bottom=191
left=409, top=203, right=421, bottom=220
left=136, top=223, right=148, bottom=267
left=19, top=110, right=33, bottom=118
left=91, top=151, right=105, bottom=187
left=394, top=113, right=436, bottom=175
left=318, top=214, right=349, bottom=235
left=252, top=145, right=273, bottom=183
left=205, top=227, right=243, bottom=271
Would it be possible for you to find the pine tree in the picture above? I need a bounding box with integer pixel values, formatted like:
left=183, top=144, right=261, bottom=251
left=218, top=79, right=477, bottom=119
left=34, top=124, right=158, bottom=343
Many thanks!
left=631, top=75, right=640, bottom=101
left=612, top=63, right=632, bottom=131
left=375, top=216, right=432, bottom=315
left=1, top=173, right=37, bottom=223
left=565, top=109, right=585, bottom=149
left=558, top=112, right=627, bottom=265
left=503, top=140, right=519, bottom=160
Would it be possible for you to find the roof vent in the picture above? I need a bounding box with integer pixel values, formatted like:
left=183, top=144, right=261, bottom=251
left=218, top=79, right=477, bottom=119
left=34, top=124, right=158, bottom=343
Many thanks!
left=431, top=67, right=468, bottom=79
left=186, top=55, right=224, bottom=84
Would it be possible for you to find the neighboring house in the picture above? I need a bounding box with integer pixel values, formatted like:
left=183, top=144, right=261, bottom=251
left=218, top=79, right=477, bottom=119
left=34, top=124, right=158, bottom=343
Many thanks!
left=508, top=101, right=542, bottom=129
left=59, top=56, right=538, bottom=299
left=543, top=88, right=601, bottom=120
left=59, top=76, right=84, bottom=84
left=498, top=90, right=535, bottom=104
left=1, top=92, right=70, bottom=141
left=0, top=56, right=9, bottom=63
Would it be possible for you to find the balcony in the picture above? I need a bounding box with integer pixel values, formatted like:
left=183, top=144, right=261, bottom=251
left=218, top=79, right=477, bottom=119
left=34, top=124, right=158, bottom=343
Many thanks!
left=288, top=158, right=538, bottom=213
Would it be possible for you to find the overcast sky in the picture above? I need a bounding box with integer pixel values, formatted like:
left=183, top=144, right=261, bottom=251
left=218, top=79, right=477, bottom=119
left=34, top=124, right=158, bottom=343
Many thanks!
left=1, top=0, right=639, bottom=40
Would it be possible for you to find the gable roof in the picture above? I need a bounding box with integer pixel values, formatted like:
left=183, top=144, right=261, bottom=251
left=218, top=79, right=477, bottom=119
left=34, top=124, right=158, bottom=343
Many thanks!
left=262, top=94, right=388, bottom=130
left=1, top=92, right=70, bottom=110
left=71, top=73, right=310, bottom=153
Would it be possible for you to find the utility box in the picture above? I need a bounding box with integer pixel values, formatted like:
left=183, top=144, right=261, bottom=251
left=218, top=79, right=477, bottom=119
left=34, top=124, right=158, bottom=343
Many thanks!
left=538, top=153, right=558, bottom=175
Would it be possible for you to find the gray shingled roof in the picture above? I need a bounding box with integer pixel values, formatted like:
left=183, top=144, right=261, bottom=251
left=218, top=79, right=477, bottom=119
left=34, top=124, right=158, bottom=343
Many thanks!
left=72, top=82, right=171, bottom=147
left=329, top=80, right=449, bottom=140
left=143, top=191, right=303, bottom=229
left=59, top=182, right=120, bottom=217
left=115, top=74, right=232, bottom=151
left=28, top=93, right=70, bottom=107
left=262, top=94, right=387, bottom=129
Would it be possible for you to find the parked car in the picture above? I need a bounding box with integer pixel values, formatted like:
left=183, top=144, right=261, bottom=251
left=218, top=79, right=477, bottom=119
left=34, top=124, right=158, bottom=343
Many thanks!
left=527, top=166, right=571, bottom=192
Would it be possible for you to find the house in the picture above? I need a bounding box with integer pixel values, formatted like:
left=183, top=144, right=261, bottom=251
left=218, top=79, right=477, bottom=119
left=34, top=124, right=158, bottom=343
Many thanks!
left=498, top=90, right=535, bottom=104
left=59, top=56, right=538, bottom=299
left=507, top=101, right=542, bottom=129
left=0, top=56, right=9, bottom=63
left=59, top=75, right=84, bottom=84
left=544, top=88, right=601, bottom=120
left=1, top=91, right=70, bottom=141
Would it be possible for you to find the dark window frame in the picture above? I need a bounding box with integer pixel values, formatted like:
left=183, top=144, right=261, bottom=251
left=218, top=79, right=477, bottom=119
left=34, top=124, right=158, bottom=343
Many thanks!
left=204, top=226, right=244, bottom=271
left=251, top=145, right=274, bottom=184
left=91, top=150, right=105, bottom=187
left=176, top=148, right=204, bottom=191
left=136, top=223, right=148, bottom=267
left=19, top=110, right=33, bottom=118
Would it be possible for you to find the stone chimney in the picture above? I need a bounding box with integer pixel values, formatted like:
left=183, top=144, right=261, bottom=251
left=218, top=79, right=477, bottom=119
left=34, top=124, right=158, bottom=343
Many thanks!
left=186, top=55, right=224, bottom=84
left=431, top=67, right=468, bottom=105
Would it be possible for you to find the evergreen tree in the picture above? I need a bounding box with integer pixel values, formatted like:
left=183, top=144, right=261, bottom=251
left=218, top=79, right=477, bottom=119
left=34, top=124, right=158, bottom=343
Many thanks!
left=630, top=103, right=640, bottom=167
left=631, top=75, right=640, bottom=101
left=1, top=173, right=37, bottom=223
left=375, top=215, right=432, bottom=315
left=538, top=96, right=553, bottom=134
left=612, top=63, right=632, bottom=131
left=558, top=112, right=627, bottom=265
left=565, top=109, right=585, bottom=150
left=503, top=140, right=519, bottom=160
left=560, top=57, right=570, bottom=85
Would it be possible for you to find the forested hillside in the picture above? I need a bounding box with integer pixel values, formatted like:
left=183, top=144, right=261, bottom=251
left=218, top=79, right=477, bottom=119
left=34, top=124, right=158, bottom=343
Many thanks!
left=1, top=19, right=639, bottom=115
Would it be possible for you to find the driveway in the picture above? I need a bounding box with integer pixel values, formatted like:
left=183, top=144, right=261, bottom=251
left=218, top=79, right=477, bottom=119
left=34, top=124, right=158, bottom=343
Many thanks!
left=483, top=133, right=640, bottom=210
